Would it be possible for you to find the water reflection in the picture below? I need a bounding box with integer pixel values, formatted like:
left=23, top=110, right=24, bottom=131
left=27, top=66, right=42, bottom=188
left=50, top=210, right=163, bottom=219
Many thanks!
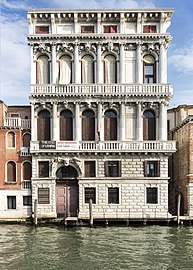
left=0, top=225, right=193, bottom=270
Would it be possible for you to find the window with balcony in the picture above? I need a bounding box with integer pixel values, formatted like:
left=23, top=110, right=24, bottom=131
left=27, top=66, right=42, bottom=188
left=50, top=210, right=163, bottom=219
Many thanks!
left=7, top=131, right=15, bottom=147
left=7, top=196, right=16, bottom=209
left=81, top=25, right=95, bottom=33
left=23, top=196, right=32, bottom=206
left=84, top=161, right=96, bottom=177
left=103, top=25, right=117, bottom=33
left=104, top=110, right=117, bottom=140
left=146, top=187, right=158, bottom=204
left=81, top=55, right=94, bottom=83
left=22, top=161, right=32, bottom=180
left=108, top=187, right=119, bottom=204
left=58, top=55, right=72, bottom=84
left=35, top=26, right=49, bottom=34
left=38, top=161, right=49, bottom=178
left=38, top=188, right=50, bottom=204
left=143, top=110, right=156, bottom=140
left=143, top=55, right=156, bottom=83
left=36, top=55, right=50, bottom=84
left=105, top=161, right=121, bottom=177
left=82, top=110, right=95, bottom=141
left=104, top=55, right=117, bottom=83
left=7, top=161, right=16, bottom=183
left=85, top=187, right=96, bottom=204
left=60, top=109, right=73, bottom=140
left=144, top=161, right=160, bottom=177
left=23, top=133, right=31, bottom=147
left=143, top=25, right=157, bottom=33
left=37, top=109, right=51, bottom=141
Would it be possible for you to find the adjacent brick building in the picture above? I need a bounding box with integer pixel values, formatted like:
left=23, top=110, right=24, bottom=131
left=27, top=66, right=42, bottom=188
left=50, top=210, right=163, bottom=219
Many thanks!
left=0, top=100, right=32, bottom=219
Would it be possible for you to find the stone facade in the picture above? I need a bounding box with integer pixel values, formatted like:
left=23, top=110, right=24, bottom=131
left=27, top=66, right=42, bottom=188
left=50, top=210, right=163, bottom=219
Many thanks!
left=28, top=9, right=175, bottom=220
left=0, top=101, right=32, bottom=219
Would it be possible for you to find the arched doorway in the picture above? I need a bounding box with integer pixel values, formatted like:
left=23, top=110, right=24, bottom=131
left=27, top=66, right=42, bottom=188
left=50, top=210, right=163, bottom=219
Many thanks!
left=56, top=165, right=79, bottom=218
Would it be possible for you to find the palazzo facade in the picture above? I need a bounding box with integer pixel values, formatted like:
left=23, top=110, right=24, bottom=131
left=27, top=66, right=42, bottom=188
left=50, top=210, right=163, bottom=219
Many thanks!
left=28, top=9, right=176, bottom=219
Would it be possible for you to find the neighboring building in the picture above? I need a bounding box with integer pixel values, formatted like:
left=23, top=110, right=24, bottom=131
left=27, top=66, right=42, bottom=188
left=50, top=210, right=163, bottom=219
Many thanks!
left=168, top=105, right=193, bottom=216
left=0, top=101, right=32, bottom=219
left=28, top=8, right=175, bottom=220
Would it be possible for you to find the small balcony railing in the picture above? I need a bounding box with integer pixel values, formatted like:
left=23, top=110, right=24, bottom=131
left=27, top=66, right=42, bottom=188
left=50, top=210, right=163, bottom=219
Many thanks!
left=30, top=140, right=176, bottom=153
left=4, top=117, right=31, bottom=129
left=21, top=180, right=32, bottom=189
left=20, top=147, right=31, bottom=156
left=30, top=84, right=173, bottom=97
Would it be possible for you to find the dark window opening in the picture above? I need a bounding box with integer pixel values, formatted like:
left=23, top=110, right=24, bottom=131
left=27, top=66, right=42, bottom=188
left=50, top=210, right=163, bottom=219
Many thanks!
left=144, top=161, right=160, bottom=177
left=108, top=187, right=119, bottom=204
left=35, top=26, right=49, bottom=34
left=7, top=196, right=16, bottom=209
left=146, top=187, right=158, bottom=204
left=85, top=188, right=96, bottom=204
left=81, top=25, right=94, bottom=33
left=23, top=196, right=32, bottom=206
left=105, top=161, right=121, bottom=177
left=84, top=161, right=96, bottom=177
left=104, top=25, right=117, bottom=33
left=143, top=25, right=157, bottom=33
left=39, top=161, right=49, bottom=177
left=56, top=165, right=78, bottom=178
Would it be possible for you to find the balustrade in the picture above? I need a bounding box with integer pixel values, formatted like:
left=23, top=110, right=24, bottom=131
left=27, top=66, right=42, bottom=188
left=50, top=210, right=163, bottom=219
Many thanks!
left=4, top=117, right=31, bottom=129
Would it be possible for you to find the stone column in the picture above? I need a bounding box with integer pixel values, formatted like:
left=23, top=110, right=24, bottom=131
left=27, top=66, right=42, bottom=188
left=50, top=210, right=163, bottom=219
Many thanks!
left=137, top=13, right=142, bottom=34
left=31, top=103, right=36, bottom=141
left=97, top=103, right=103, bottom=141
left=159, top=42, right=166, bottom=83
left=120, top=13, right=125, bottom=33
left=74, top=13, right=79, bottom=33
left=97, top=13, right=101, bottom=33
left=75, top=103, right=81, bottom=141
left=74, top=43, right=80, bottom=83
left=120, top=103, right=125, bottom=141
left=52, top=102, right=58, bottom=141
left=30, top=46, right=36, bottom=84
left=51, top=44, right=57, bottom=84
left=136, top=102, right=143, bottom=141
left=96, top=44, right=102, bottom=83
left=119, top=43, right=125, bottom=83
left=159, top=102, right=167, bottom=140
left=136, top=43, right=142, bottom=83
left=51, top=14, right=56, bottom=34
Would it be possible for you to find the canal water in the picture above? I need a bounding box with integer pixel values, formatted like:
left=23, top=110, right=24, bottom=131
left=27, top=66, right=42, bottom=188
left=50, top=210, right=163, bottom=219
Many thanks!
left=0, top=225, right=193, bottom=270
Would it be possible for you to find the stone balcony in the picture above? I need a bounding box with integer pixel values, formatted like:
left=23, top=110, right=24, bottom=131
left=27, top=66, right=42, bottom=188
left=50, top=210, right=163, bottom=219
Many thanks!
left=30, top=83, right=173, bottom=98
left=30, top=140, right=176, bottom=154
left=4, top=117, right=31, bottom=129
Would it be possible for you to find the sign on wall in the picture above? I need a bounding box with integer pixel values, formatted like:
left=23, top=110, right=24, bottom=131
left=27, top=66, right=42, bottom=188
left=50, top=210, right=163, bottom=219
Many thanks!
left=56, top=141, right=79, bottom=150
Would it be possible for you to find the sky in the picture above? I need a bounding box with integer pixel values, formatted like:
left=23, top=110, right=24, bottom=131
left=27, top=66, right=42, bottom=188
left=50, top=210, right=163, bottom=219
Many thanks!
left=0, top=0, right=193, bottom=108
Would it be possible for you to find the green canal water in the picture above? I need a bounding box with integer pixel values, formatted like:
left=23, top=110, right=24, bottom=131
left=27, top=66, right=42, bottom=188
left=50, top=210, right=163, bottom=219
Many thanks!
left=0, top=225, right=193, bottom=270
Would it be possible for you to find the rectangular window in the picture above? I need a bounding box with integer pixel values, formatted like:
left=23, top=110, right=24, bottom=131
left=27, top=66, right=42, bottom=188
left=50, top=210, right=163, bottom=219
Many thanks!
left=81, top=25, right=94, bottom=33
left=7, top=196, right=16, bottom=209
left=35, top=26, right=49, bottom=34
left=23, top=196, right=32, bottom=206
left=85, top=187, right=96, bottom=204
left=146, top=187, right=158, bottom=204
left=143, top=25, right=157, bottom=33
left=105, top=161, right=121, bottom=177
left=38, top=188, right=50, bottom=204
left=84, top=161, right=96, bottom=177
left=108, top=188, right=119, bottom=204
left=38, top=161, right=49, bottom=177
left=144, top=161, right=160, bottom=177
left=10, top=113, right=19, bottom=117
left=103, top=25, right=117, bottom=33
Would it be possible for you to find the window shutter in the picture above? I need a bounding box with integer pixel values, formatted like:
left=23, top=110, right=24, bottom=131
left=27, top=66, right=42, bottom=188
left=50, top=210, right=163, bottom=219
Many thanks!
left=144, top=161, right=147, bottom=177
left=157, top=161, right=160, bottom=177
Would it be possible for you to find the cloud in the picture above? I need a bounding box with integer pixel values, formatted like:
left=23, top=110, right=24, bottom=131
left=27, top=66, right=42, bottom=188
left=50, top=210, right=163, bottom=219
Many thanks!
left=1, top=0, right=31, bottom=11
left=169, top=41, right=193, bottom=73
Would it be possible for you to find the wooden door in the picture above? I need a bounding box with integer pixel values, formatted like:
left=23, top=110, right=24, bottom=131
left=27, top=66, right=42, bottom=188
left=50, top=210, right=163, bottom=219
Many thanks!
left=56, top=185, right=67, bottom=217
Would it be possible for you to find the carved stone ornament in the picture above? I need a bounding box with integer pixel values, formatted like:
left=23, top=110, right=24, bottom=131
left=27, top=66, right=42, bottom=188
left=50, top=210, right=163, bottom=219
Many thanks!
left=141, top=43, right=160, bottom=54
left=102, top=42, right=119, bottom=53
left=125, top=44, right=136, bottom=51
left=33, top=43, right=51, bottom=54
left=56, top=43, right=74, bottom=53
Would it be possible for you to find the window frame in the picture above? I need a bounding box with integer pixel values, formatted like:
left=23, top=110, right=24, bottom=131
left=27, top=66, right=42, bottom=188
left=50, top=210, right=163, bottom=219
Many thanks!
left=7, top=131, right=16, bottom=148
left=146, top=187, right=158, bottom=204
left=85, top=187, right=96, bottom=204
left=35, top=25, right=49, bottom=34
left=23, top=196, right=32, bottom=206
left=103, top=25, right=118, bottom=33
left=108, top=187, right=119, bottom=204
left=7, top=196, right=16, bottom=209
left=38, top=161, right=49, bottom=178
left=105, top=161, right=121, bottom=177
left=84, top=161, right=96, bottom=177
left=81, top=25, right=95, bottom=33
left=38, top=188, right=50, bottom=204
left=144, top=161, right=160, bottom=177
left=143, top=25, right=157, bottom=33
left=6, top=161, right=17, bottom=183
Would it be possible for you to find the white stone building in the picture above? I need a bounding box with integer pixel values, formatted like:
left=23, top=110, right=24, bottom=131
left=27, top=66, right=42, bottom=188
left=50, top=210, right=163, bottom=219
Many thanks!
left=28, top=8, right=176, bottom=220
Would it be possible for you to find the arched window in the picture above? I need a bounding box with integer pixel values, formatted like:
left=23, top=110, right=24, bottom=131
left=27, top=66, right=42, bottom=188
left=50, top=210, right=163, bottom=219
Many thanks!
left=7, top=131, right=15, bottom=147
left=59, top=55, right=72, bottom=84
left=104, top=110, right=117, bottom=140
left=143, top=55, right=156, bottom=83
left=56, top=165, right=78, bottom=178
left=23, top=133, right=31, bottom=147
left=104, top=55, right=117, bottom=83
left=82, top=110, right=95, bottom=141
left=37, top=109, right=51, bottom=141
left=60, top=109, right=73, bottom=140
left=81, top=55, right=94, bottom=83
left=143, top=110, right=156, bottom=140
left=36, top=55, right=50, bottom=84
left=22, top=162, right=32, bottom=180
left=7, top=161, right=16, bottom=182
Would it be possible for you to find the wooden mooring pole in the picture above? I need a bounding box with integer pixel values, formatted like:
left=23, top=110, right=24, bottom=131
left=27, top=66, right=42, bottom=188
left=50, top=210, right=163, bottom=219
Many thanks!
left=89, top=199, right=93, bottom=227
left=34, top=199, right=38, bottom=226
left=177, top=194, right=181, bottom=225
